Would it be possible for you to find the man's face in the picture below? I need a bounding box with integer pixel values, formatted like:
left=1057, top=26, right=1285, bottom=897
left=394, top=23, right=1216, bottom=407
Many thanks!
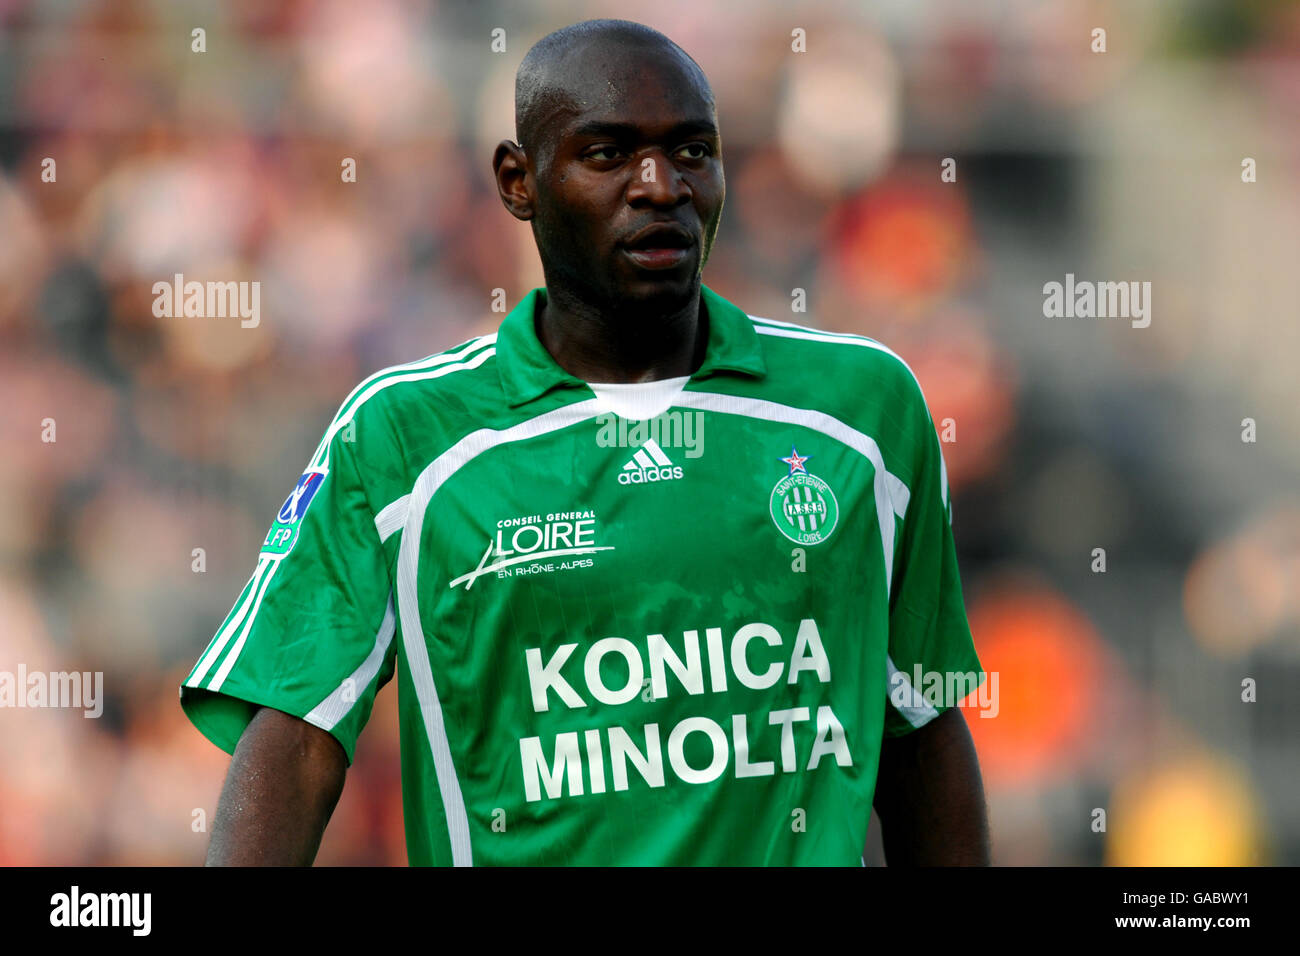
left=528, top=47, right=724, bottom=313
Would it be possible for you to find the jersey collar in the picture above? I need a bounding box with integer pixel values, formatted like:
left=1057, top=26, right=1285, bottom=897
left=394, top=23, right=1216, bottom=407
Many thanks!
left=497, top=283, right=767, bottom=409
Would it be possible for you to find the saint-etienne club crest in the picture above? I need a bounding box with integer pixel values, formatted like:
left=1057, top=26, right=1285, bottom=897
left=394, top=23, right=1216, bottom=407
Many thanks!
left=769, top=446, right=839, bottom=545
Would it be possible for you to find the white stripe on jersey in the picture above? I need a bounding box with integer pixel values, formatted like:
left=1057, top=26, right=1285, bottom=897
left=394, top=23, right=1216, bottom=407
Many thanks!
left=886, top=472, right=910, bottom=519
left=886, top=655, right=940, bottom=728
left=334, top=334, right=497, bottom=421
left=394, top=398, right=607, bottom=866
left=750, top=320, right=919, bottom=378
left=305, top=594, right=397, bottom=731
left=313, top=344, right=498, bottom=471
left=375, top=495, right=410, bottom=542
left=186, top=556, right=270, bottom=689
left=310, top=334, right=498, bottom=467
left=209, top=558, right=283, bottom=693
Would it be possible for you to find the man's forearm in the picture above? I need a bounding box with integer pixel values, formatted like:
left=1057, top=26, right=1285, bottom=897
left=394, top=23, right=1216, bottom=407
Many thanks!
left=206, top=706, right=348, bottom=866
left=872, top=707, right=990, bottom=865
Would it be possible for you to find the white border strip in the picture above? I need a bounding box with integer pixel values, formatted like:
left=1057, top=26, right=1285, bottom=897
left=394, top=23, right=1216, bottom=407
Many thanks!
left=886, top=656, right=940, bottom=727
left=308, top=335, right=497, bottom=468
left=305, top=594, right=397, bottom=731
left=395, top=398, right=606, bottom=866
left=314, top=347, right=497, bottom=472
left=187, top=556, right=269, bottom=689
left=209, top=559, right=283, bottom=693
left=375, top=495, right=410, bottom=542
left=752, top=322, right=915, bottom=369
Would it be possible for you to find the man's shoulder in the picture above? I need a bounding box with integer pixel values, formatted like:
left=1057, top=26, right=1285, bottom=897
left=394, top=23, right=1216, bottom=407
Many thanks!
left=341, top=332, right=502, bottom=420
left=744, top=311, right=928, bottom=416
left=307, top=332, right=504, bottom=478
left=327, top=330, right=504, bottom=434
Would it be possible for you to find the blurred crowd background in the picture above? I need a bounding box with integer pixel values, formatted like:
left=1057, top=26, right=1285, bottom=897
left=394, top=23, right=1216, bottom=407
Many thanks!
left=1, top=0, right=1297, bottom=865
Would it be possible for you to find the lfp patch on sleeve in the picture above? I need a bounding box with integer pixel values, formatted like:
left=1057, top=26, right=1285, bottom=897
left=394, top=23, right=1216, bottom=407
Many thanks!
left=261, top=470, right=327, bottom=557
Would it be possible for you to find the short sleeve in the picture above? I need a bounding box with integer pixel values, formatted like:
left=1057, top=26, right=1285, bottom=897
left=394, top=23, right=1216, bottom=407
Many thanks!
left=180, top=421, right=397, bottom=765
left=882, top=384, right=984, bottom=737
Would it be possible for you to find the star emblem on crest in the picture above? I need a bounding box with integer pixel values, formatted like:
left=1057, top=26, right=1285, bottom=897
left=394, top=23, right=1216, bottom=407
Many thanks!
left=780, top=445, right=811, bottom=476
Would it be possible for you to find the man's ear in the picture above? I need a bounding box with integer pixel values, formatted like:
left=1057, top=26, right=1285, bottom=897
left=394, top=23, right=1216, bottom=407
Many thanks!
left=492, top=140, right=535, bottom=222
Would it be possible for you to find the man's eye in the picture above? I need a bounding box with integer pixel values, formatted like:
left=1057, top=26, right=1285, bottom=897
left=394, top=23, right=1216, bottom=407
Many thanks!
left=677, top=143, right=711, bottom=160
left=587, top=147, right=622, bottom=161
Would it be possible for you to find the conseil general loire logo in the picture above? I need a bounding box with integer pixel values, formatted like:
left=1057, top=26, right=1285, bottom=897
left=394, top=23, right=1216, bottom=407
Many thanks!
left=769, top=446, right=839, bottom=546
left=450, top=509, right=614, bottom=589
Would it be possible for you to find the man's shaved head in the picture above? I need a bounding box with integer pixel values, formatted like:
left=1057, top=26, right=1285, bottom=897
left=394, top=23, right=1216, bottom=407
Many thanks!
left=494, top=17, right=725, bottom=324
left=515, top=19, right=714, bottom=172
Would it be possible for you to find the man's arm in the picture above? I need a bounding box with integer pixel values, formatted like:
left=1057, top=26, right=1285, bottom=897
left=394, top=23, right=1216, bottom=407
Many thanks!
left=872, top=707, right=990, bottom=865
left=205, top=706, right=347, bottom=866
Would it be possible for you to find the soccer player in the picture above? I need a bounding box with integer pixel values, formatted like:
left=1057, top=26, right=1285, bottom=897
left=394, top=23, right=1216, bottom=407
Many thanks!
left=181, top=18, right=990, bottom=866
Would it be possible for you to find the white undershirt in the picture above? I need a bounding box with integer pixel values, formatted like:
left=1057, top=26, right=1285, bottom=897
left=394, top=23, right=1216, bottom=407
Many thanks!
left=586, top=375, right=690, bottom=420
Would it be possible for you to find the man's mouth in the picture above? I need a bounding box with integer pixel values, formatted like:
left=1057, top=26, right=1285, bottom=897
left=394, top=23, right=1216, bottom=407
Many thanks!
left=621, top=224, right=695, bottom=271
left=623, top=246, right=692, bottom=270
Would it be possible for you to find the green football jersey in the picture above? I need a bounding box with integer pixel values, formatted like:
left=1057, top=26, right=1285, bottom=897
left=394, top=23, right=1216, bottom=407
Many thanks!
left=181, top=284, right=984, bottom=866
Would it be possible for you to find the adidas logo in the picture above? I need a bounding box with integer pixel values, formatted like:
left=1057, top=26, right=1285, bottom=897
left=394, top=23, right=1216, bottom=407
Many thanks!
left=618, top=439, right=684, bottom=485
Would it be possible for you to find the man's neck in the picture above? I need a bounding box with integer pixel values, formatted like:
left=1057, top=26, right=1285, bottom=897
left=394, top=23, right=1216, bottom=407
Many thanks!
left=535, top=283, right=707, bottom=384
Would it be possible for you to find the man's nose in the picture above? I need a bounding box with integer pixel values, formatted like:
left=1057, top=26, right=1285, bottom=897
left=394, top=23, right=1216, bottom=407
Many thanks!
left=626, top=151, right=690, bottom=206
